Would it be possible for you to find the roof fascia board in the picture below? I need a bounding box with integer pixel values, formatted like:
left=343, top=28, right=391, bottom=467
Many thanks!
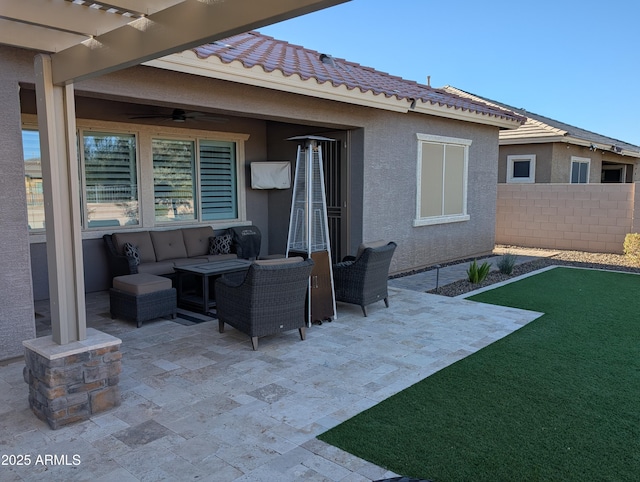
left=146, top=51, right=522, bottom=128
left=412, top=103, right=521, bottom=129
left=499, top=136, right=568, bottom=145
left=499, top=136, right=640, bottom=158
left=50, top=0, right=349, bottom=85
left=563, top=136, right=640, bottom=158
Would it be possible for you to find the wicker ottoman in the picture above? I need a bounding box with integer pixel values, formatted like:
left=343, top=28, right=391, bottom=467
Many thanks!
left=110, top=273, right=177, bottom=328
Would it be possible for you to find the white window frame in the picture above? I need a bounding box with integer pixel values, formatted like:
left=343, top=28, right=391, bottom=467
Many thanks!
left=24, top=113, right=250, bottom=242
left=506, top=154, right=536, bottom=183
left=78, top=129, right=141, bottom=230
left=414, top=133, right=471, bottom=227
left=570, top=156, right=591, bottom=184
left=151, top=136, right=241, bottom=225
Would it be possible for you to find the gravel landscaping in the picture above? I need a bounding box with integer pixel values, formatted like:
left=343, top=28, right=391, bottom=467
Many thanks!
left=426, top=246, right=640, bottom=297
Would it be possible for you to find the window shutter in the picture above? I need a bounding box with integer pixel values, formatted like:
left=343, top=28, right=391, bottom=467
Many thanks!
left=152, top=139, right=196, bottom=221
left=200, top=140, right=237, bottom=220
left=84, top=133, right=137, bottom=203
left=83, top=132, right=138, bottom=226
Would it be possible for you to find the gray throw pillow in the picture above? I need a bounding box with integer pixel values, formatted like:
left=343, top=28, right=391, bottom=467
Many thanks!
left=208, top=234, right=232, bottom=255
left=123, top=242, right=141, bottom=266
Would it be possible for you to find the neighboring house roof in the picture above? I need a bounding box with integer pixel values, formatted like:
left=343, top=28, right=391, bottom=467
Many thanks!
left=443, top=86, right=640, bottom=158
left=144, top=31, right=525, bottom=129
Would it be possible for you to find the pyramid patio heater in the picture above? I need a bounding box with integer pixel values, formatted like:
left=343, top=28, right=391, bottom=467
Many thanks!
left=286, top=135, right=336, bottom=326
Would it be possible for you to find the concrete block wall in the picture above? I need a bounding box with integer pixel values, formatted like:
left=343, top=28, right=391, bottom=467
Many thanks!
left=496, top=183, right=639, bottom=254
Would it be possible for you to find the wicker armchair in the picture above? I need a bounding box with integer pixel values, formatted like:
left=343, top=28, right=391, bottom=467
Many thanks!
left=215, top=258, right=314, bottom=350
left=333, top=241, right=397, bottom=317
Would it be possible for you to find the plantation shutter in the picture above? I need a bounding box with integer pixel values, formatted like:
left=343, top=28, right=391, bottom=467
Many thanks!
left=83, top=133, right=137, bottom=204
left=152, top=139, right=196, bottom=221
left=82, top=132, right=139, bottom=227
left=199, top=140, right=237, bottom=220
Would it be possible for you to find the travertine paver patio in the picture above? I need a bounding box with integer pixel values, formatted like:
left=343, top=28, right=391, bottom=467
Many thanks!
left=1, top=287, right=542, bottom=481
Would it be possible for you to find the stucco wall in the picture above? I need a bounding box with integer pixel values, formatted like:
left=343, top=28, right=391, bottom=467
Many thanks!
left=5, top=44, right=501, bottom=308
left=499, top=144, right=554, bottom=183
left=499, top=142, right=639, bottom=184
left=361, top=112, right=500, bottom=271
left=0, top=47, right=36, bottom=359
left=65, top=60, right=501, bottom=273
left=496, top=183, right=639, bottom=253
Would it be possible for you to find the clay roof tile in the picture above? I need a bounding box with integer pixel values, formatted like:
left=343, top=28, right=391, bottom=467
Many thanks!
left=192, top=31, right=522, bottom=122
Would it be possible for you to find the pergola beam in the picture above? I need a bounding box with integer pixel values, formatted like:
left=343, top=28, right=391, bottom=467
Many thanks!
left=50, top=0, right=348, bottom=85
left=0, top=17, right=86, bottom=52
left=0, top=0, right=133, bottom=38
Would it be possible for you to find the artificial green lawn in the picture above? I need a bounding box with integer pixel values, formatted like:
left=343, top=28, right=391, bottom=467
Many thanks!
left=318, top=267, right=640, bottom=481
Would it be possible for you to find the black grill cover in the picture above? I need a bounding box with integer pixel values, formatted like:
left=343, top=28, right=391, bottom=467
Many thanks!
left=230, top=226, right=261, bottom=260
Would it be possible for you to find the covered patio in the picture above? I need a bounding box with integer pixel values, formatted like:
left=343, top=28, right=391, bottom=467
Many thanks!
left=1, top=287, right=541, bottom=480
left=1, top=0, right=351, bottom=431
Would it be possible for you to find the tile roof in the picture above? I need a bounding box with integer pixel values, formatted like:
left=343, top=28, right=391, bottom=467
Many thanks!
left=444, top=86, right=640, bottom=154
left=191, top=31, right=525, bottom=125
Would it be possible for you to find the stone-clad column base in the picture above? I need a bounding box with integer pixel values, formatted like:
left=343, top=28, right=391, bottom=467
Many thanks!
left=23, top=328, right=122, bottom=430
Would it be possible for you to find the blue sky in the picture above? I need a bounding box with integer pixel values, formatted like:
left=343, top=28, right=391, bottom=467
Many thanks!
left=260, top=0, right=640, bottom=146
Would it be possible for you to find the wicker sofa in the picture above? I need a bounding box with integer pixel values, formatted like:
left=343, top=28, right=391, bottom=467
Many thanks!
left=103, top=226, right=240, bottom=279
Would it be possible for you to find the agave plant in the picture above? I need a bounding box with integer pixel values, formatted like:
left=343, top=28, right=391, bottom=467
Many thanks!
left=467, top=259, right=491, bottom=284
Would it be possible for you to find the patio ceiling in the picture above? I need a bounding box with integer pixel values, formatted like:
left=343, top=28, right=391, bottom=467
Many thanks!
left=0, top=0, right=349, bottom=85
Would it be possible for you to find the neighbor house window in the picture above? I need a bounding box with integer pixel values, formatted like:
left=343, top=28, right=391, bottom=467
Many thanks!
left=153, top=138, right=237, bottom=223
left=81, top=132, right=139, bottom=228
left=570, top=156, right=590, bottom=184
left=507, top=154, right=536, bottom=183
left=22, top=129, right=44, bottom=230
left=415, top=133, right=471, bottom=226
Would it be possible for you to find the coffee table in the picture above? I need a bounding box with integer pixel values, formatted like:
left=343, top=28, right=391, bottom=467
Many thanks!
left=175, top=259, right=252, bottom=315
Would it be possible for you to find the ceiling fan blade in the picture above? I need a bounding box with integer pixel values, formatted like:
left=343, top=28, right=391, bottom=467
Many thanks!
left=127, top=108, right=227, bottom=123
left=186, top=113, right=228, bottom=123
left=129, top=114, right=169, bottom=119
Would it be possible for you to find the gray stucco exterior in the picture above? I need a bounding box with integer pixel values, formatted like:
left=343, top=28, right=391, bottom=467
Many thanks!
left=0, top=48, right=37, bottom=358
left=2, top=44, right=502, bottom=359
left=498, top=143, right=638, bottom=184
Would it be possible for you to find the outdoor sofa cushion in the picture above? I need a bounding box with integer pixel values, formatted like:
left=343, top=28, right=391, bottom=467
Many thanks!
left=112, top=231, right=156, bottom=263
left=113, top=273, right=172, bottom=295
left=151, top=230, right=188, bottom=261
left=182, top=226, right=215, bottom=257
left=104, top=226, right=252, bottom=279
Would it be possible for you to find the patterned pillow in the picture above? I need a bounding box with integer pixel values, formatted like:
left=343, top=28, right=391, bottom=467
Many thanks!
left=122, top=242, right=141, bottom=266
left=208, top=234, right=232, bottom=255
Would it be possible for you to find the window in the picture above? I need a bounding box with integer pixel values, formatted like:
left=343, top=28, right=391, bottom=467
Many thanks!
left=24, top=123, right=245, bottom=236
left=415, top=133, right=471, bottom=226
left=200, top=140, right=237, bottom=221
left=153, top=139, right=196, bottom=222
left=22, top=129, right=44, bottom=230
left=601, top=163, right=627, bottom=183
left=81, top=132, right=139, bottom=227
left=507, top=154, right=536, bottom=183
left=153, top=138, right=237, bottom=223
left=570, top=156, right=590, bottom=184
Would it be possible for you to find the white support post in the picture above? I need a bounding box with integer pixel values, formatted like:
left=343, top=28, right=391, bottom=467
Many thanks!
left=34, top=54, right=86, bottom=345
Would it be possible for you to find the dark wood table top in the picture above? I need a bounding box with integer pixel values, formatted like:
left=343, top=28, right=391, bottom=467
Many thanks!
left=174, top=258, right=252, bottom=276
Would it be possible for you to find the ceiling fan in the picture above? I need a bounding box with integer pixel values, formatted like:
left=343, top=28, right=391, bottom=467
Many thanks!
left=129, top=108, right=227, bottom=123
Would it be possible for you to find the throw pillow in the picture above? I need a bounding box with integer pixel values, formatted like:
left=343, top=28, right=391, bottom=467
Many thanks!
left=208, top=234, right=232, bottom=255
left=122, top=242, right=141, bottom=266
